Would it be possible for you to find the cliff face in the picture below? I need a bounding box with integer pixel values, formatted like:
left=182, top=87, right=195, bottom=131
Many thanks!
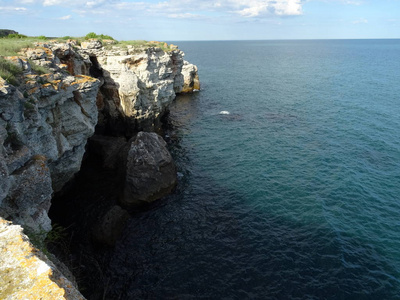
left=0, top=39, right=199, bottom=298
left=0, top=39, right=198, bottom=236
left=0, top=73, right=100, bottom=234
left=55, top=40, right=199, bottom=134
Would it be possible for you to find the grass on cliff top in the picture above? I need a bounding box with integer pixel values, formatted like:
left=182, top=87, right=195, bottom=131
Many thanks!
left=106, top=40, right=175, bottom=52
left=0, top=38, right=37, bottom=56
left=0, top=32, right=175, bottom=56
left=0, top=57, right=23, bottom=85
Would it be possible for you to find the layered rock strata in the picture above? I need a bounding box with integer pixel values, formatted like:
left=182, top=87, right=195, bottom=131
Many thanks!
left=0, top=39, right=199, bottom=297
left=0, top=39, right=198, bottom=236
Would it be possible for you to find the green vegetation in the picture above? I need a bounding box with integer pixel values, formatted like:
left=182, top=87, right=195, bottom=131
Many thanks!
left=85, top=32, right=114, bottom=40
left=0, top=31, right=175, bottom=84
left=0, top=57, right=23, bottom=85
left=25, top=224, right=68, bottom=257
left=0, top=29, right=18, bottom=37
left=4, top=33, right=28, bottom=39
left=0, top=38, right=34, bottom=56
left=36, top=35, right=48, bottom=40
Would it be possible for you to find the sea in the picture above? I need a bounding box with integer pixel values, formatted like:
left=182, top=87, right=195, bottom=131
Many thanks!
left=105, top=40, right=400, bottom=299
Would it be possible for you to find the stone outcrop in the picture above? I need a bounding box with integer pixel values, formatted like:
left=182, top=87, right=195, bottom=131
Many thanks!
left=122, top=132, right=177, bottom=206
left=0, top=39, right=198, bottom=236
left=182, top=61, right=200, bottom=93
left=0, top=39, right=199, bottom=295
left=0, top=69, right=99, bottom=235
left=0, top=218, right=85, bottom=299
left=76, top=42, right=199, bottom=134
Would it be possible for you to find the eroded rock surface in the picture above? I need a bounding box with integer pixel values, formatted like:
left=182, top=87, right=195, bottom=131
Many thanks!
left=0, top=218, right=85, bottom=300
left=1, top=40, right=198, bottom=236
left=0, top=39, right=199, bottom=294
left=0, top=69, right=99, bottom=234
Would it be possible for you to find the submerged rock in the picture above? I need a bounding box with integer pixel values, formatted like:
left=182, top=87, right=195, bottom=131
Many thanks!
left=92, top=205, right=130, bottom=246
left=121, top=132, right=177, bottom=206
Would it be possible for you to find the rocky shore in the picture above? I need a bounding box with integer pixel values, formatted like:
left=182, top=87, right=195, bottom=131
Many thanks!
left=0, top=39, right=199, bottom=299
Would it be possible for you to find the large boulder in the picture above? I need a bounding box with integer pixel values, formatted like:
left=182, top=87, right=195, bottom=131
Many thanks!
left=92, top=205, right=130, bottom=246
left=121, top=132, right=177, bottom=206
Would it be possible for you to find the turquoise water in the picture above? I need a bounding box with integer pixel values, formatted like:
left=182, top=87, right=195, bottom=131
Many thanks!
left=107, top=40, right=400, bottom=299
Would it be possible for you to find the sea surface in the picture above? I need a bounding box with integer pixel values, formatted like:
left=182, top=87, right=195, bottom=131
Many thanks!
left=106, top=40, right=400, bottom=299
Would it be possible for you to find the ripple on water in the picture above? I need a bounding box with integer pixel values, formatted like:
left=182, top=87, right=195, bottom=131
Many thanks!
left=105, top=40, right=400, bottom=299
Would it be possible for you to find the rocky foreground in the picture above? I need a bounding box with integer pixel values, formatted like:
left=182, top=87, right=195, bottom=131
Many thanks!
left=0, top=39, right=199, bottom=299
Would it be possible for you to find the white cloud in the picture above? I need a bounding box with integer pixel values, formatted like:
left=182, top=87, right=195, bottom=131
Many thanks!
left=43, top=0, right=62, bottom=6
left=230, top=0, right=302, bottom=17
left=0, top=6, right=27, bottom=11
left=7, top=0, right=305, bottom=18
left=59, top=14, right=71, bottom=20
left=114, top=0, right=304, bottom=17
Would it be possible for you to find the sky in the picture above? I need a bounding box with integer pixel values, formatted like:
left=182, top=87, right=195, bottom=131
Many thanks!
left=0, top=0, right=399, bottom=40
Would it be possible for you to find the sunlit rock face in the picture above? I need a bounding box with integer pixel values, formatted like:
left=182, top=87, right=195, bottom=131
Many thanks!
left=0, top=64, right=99, bottom=235
left=0, top=40, right=199, bottom=292
left=1, top=40, right=199, bottom=236
left=0, top=218, right=85, bottom=300
left=77, top=42, right=199, bottom=134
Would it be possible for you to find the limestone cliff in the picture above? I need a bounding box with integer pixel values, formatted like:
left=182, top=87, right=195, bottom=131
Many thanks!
left=1, top=39, right=198, bottom=235
left=0, top=39, right=199, bottom=298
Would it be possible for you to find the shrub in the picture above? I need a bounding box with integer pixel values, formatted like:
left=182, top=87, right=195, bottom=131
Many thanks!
left=4, top=33, right=28, bottom=39
left=85, top=32, right=114, bottom=40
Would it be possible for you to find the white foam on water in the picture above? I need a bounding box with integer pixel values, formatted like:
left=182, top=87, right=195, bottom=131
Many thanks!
left=219, top=111, right=230, bottom=115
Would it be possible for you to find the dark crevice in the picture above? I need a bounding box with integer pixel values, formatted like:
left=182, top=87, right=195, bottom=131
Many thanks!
left=89, top=56, right=103, bottom=79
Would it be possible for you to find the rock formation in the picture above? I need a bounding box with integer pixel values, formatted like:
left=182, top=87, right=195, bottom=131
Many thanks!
left=0, top=39, right=199, bottom=297
left=1, top=39, right=198, bottom=235
left=122, top=131, right=177, bottom=206
left=0, top=218, right=84, bottom=299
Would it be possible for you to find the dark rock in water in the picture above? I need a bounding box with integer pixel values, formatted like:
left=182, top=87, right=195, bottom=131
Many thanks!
left=121, top=132, right=177, bottom=206
left=92, top=205, right=130, bottom=246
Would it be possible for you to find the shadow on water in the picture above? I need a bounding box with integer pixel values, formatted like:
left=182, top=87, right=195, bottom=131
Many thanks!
left=102, top=94, right=400, bottom=300
left=104, top=174, right=400, bottom=299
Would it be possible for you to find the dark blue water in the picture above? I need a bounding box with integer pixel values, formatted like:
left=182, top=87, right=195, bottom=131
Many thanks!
left=107, top=40, right=400, bottom=299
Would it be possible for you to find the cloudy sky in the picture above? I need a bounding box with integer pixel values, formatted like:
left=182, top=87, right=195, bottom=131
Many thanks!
left=0, top=0, right=399, bottom=40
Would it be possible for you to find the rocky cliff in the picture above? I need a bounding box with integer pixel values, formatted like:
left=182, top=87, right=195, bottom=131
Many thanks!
left=0, top=39, right=199, bottom=298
